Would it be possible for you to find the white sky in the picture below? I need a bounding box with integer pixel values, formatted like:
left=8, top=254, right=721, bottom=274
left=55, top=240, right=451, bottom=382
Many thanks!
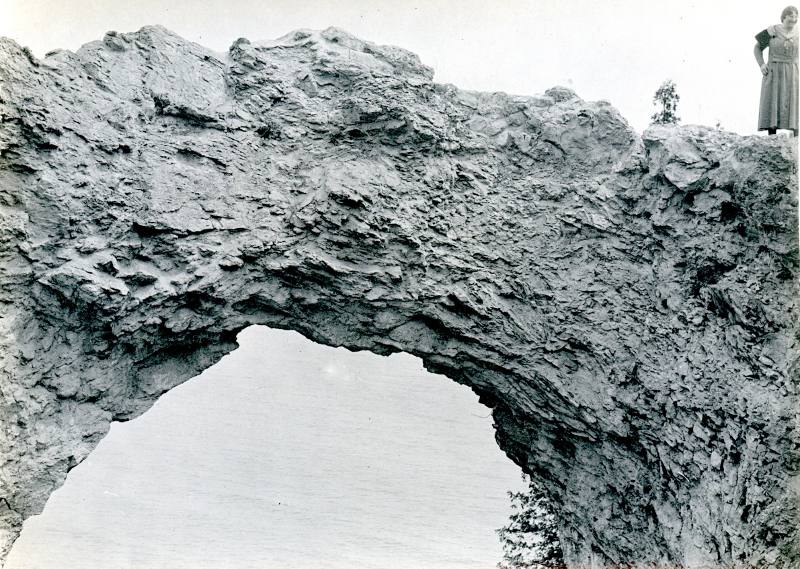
left=0, top=1, right=793, bottom=134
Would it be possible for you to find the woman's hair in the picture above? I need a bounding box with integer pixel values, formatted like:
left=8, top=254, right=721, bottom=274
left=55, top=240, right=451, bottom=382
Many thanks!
left=782, top=5, right=798, bottom=21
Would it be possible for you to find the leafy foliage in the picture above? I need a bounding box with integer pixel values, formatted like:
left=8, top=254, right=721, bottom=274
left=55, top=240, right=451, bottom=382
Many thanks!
left=497, top=474, right=565, bottom=569
left=651, top=80, right=680, bottom=124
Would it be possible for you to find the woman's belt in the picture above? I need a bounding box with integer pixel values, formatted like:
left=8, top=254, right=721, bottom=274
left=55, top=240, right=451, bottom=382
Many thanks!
left=769, top=57, right=798, bottom=63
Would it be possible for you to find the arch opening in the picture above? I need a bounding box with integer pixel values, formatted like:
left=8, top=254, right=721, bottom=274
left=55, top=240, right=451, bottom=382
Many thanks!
left=6, top=326, right=526, bottom=569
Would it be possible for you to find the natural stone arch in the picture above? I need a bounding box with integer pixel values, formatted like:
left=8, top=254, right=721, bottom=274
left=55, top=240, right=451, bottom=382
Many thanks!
left=0, top=26, right=797, bottom=567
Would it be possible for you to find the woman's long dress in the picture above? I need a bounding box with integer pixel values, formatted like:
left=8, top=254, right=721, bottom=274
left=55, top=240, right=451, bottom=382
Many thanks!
left=757, top=25, right=799, bottom=131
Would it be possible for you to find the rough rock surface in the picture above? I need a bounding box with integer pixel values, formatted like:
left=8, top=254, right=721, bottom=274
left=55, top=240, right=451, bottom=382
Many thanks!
left=0, top=26, right=798, bottom=567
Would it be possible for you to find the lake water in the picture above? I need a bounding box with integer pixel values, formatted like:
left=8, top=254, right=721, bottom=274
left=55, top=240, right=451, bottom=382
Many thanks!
left=7, top=326, right=525, bottom=569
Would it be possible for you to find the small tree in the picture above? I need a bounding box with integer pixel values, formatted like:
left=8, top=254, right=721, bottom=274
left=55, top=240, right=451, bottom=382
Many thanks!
left=651, top=80, right=680, bottom=124
left=497, top=474, right=565, bottom=569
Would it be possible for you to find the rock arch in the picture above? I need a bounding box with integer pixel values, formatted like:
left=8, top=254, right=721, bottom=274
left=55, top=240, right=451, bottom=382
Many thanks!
left=0, top=26, right=797, bottom=567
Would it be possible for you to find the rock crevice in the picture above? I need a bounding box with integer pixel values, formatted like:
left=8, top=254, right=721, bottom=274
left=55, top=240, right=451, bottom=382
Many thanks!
left=0, top=26, right=797, bottom=567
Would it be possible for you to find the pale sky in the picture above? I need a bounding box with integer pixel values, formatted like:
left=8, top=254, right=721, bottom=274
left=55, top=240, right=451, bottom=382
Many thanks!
left=0, top=1, right=793, bottom=134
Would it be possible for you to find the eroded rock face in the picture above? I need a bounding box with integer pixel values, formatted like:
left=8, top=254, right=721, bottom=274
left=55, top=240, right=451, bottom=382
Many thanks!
left=0, top=25, right=797, bottom=567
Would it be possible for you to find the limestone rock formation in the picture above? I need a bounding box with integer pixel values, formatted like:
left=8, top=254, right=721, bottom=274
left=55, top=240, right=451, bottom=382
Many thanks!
left=0, top=25, right=797, bottom=567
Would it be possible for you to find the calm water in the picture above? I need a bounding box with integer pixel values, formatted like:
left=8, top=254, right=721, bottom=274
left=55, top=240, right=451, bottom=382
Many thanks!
left=7, top=326, right=525, bottom=569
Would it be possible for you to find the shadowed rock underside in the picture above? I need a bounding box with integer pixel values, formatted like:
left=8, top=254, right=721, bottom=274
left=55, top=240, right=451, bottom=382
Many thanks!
left=0, top=26, right=798, bottom=568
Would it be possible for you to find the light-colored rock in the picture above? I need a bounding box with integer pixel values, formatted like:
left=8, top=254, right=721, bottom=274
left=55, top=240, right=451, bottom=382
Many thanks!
left=0, top=25, right=797, bottom=567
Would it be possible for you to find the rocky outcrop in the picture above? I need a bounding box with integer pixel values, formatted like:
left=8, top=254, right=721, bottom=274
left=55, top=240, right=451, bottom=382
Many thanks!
left=0, top=25, right=797, bottom=567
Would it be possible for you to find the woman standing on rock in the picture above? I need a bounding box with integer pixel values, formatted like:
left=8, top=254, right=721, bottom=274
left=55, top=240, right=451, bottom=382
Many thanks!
left=754, top=6, right=798, bottom=136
